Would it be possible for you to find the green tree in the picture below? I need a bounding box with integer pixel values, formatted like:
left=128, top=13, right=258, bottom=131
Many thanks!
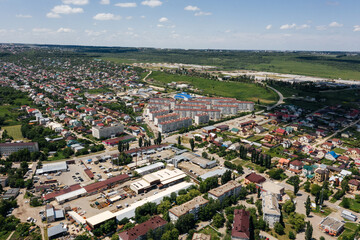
left=221, top=170, right=232, bottom=185
left=111, top=233, right=119, bottom=240
left=288, top=213, right=305, bottom=233
left=246, top=183, right=257, bottom=193
left=304, top=181, right=311, bottom=192
left=305, top=195, right=311, bottom=217
left=175, top=214, right=195, bottom=234
left=190, top=138, right=195, bottom=152
left=274, top=222, right=284, bottom=235
left=157, top=200, right=171, bottom=215
left=293, top=176, right=300, bottom=195
left=177, top=136, right=181, bottom=146
left=305, top=221, right=313, bottom=240
left=139, top=137, right=143, bottom=148
left=213, top=213, right=225, bottom=228
left=288, top=231, right=296, bottom=239
left=342, top=197, right=350, bottom=209
left=283, top=200, right=296, bottom=214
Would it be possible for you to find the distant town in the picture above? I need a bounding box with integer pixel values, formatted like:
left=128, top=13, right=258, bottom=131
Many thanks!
left=0, top=44, right=360, bottom=240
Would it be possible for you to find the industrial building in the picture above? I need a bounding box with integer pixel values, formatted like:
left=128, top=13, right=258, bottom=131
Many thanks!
left=134, top=162, right=165, bottom=176
left=102, top=135, right=136, bottom=146
left=341, top=210, right=357, bottom=222
left=200, top=168, right=229, bottom=180
left=2, top=188, right=20, bottom=200
left=86, top=210, right=116, bottom=229
left=55, top=188, right=87, bottom=204
left=92, top=123, right=124, bottom=139
left=47, top=224, right=68, bottom=239
left=169, top=196, right=208, bottom=222
left=208, top=180, right=242, bottom=202
left=0, top=142, right=39, bottom=155
left=130, top=168, right=186, bottom=194
left=36, top=161, right=68, bottom=175
left=170, top=152, right=217, bottom=169
left=319, top=217, right=344, bottom=236
left=118, top=216, right=167, bottom=240
left=46, top=204, right=65, bottom=223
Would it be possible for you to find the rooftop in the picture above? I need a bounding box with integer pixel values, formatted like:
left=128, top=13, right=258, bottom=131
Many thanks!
left=169, top=196, right=209, bottom=217
left=245, top=172, right=266, bottom=184
left=118, top=216, right=167, bottom=240
left=262, top=193, right=280, bottom=216
left=208, top=180, right=241, bottom=197
left=320, top=217, right=344, bottom=231
left=232, top=209, right=250, bottom=239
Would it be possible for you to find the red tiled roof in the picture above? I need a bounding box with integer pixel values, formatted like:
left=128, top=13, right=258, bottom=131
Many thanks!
left=43, top=184, right=82, bottom=201
left=245, top=173, right=266, bottom=184
left=349, top=179, right=360, bottom=186
left=84, top=169, right=94, bottom=179
left=118, top=216, right=167, bottom=240
left=232, top=209, right=250, bottom=239
left=290, top=160, right=303, bottom=167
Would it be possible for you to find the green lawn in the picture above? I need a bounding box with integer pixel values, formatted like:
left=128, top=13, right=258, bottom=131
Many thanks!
left=148, top=71, right=278, bottom=104
left=0, top=231, right=12, bottom=240
left=2, top=125, right=25, bottom=140
left=341, top=198, right=360, bottom=213
left=339, top=222, right=359, bottom=240
left=198, top=226, right=221, bottom=240
left=334, top=148, right=346, bottom=154
left=312, top=206, right=334, bottom=217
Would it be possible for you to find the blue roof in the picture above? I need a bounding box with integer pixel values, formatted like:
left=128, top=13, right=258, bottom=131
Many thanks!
left=327, top=151, right=339, bottom=159
left=174, top=92, right=193, bottom=100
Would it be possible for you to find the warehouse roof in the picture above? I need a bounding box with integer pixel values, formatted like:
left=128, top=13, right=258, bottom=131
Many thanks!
left=84, top=174, right=129, bottom=193
left=86, top=211, right=115, bottom=227
left=55, top=188, right=87, bottom=203
left=47, top=224, right=67, bottom=238
left=135, top=162, right=165, bottom=175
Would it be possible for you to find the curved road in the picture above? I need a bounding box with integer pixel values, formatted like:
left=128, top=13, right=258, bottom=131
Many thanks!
left=267, top=85, right=284, bottom=109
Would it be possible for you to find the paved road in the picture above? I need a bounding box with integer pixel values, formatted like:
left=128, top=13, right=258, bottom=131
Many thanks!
left=267, top=85, right=284, bottom=110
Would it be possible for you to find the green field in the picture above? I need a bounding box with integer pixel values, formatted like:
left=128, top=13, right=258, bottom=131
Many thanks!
left=2, top=125, right=24, bottom=140
left=339, top=222, right=359, bottom=240
left=95, top=49, right=360, bottom=80
left=198, top=226, right=221, bottom=240
left=148, top=71, right=278, bottom=104
left=341, top=198, right=360, bottom=213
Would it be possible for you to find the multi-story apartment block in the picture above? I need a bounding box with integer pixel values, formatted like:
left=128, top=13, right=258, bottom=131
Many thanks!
left=0, top=142, right=39, bottom=155
left=169, top=196, right=209, bottom=222
left=91, top=123, right=124, bottom=139
left=208, top=180, right=242, bottom=202
left=232, top=209, right=250, bottom=240
left=158, top=117, right=192, bottom=133
left=194, top=113, right=210, bottom=125
left=148, top=109, right=169, bottom=121
left=154, top=113, right=179, bottom=125
left=262, top=192, right=281, bottom=228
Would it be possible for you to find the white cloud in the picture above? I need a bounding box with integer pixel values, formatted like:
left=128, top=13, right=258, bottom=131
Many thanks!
left=62, top=0, right=88, bottom=5
left=16, top=14, right=32, bottom=18
left=297, top=24, right=310, bottom=29
left=141, top=0, right=162, bottom=7
left=266, top=24, right=272, bottom=30
left=329, top=21, right=343, bottom=27
left=57, top=27, right=74, bottom=33
left=115, top=2, right=137, bottom=7
left=280, top=23, right=296, bottom=30
left=100, top=0, right=110, bottom=4
left=184, top=5, right=200, bottom=11
left=32, top=28, right=52, bottom=33
left=85, top=30, right=107, bottom=36
left=157, top=24, right=164, bottom=28
left=194, top=11, right=212, bottom=16
left=159, top=17, right=168, bottom=23
left=354, top=25, right=360, bottom=32
left=126, top=16, right=133, bottom=20
left=47, top=5, right=84, bottom=18
left=93, top=13, right=121, bottom=20
left=46, top=12, right=61, bottom=18
left=316, top=25, right=327, bottom=31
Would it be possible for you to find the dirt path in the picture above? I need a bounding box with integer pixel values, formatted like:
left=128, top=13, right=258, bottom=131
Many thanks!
left=6, top=231, right=14, bottom=240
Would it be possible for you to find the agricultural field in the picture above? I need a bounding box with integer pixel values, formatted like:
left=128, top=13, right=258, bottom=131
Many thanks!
left=148, top=71, right=278, bottom=104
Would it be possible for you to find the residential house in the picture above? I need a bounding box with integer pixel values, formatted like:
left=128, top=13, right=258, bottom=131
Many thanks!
left=348, top=179, right=360, bottom=192
left=322, top=142, right=334, bottom=151
left=325, top=151, right=339, bottom=161
left=277, top=158, right=290, bottom=169
left=315, top=168, right=329, bottom=182
left=345, top=148, right=360, bottom=160
left=289, top=160, right=303, bottom=174
left=302, top=165, right=317, bottom=179
left=244, top=173, right=266, bottom=186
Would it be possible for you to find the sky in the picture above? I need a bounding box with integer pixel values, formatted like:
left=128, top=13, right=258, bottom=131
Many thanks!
left=0, top=0, right=360, bottom=51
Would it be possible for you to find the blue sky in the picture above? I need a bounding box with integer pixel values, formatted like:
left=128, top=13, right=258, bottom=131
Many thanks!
left=0, top=0, right=359, bottom=51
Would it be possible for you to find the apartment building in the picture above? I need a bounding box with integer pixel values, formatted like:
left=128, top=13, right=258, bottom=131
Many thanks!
left=232, top=209, right=250, bottom=240
left=91, top=123, right=124, bottom=139
left=262, top=192, right=281, bottom=228
left=208, top=180, right=242, bottom=202
left=169, top=196, right=209, bottom=222
left=158, top=117, right=192, bottom=133
left=195, top=113, right=210, bottom=125
left=154, top=113, right=179, bottom=125
left=148, top=109, right=169, bottom=121
left=0, top=142, right=39, bottom=155
left=213, top=104, right=238, bottom=115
